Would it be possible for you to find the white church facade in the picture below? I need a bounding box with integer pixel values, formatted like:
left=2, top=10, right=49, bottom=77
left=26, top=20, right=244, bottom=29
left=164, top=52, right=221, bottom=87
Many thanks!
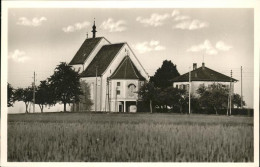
left=69, top=21, right=149, bottom=112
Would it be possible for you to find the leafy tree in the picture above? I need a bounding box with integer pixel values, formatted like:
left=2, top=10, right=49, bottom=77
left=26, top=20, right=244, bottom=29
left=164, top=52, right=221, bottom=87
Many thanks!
left=232, top=93, right=246, bottom=108
left=71, top=81, right=93, bottom=112
left=150, top=60, right=180, bottom=89
left=138, top=82, right=159, bottom=113
left=8, top=83, right=15, bottom=107
left=79, top=81, right=93, bottom=111
left=197, top=83, right=229, bottom=115
left=49, top=62, right=83, bottom=112
left=35, top=80, right=55, bottom=113
left=156, top=87, right=187, bottom=112
left=15, top=87, right=33, bottom=113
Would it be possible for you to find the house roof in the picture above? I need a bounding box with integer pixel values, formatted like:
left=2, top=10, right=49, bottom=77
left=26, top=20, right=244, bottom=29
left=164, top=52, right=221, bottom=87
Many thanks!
left=69, top=37, right=103, bottom=65
left=172, top=66, right=238, bottom=83
left=80, top=43, right=125, bottom=77
left=109, top=56, right=146, bottom=80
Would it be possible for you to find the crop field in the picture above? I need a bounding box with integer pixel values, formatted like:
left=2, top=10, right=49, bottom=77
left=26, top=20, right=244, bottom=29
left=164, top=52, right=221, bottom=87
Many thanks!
left=8, top=112, right=253, bottom=162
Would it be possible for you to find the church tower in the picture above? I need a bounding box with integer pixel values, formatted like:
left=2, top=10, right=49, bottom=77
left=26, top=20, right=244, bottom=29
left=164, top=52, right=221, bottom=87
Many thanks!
left=91, top=19, right=97, bottom=38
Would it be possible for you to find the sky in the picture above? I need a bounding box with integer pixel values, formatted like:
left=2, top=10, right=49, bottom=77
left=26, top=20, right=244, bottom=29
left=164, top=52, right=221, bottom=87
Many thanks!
left=7, top=8, right=254, bottom=112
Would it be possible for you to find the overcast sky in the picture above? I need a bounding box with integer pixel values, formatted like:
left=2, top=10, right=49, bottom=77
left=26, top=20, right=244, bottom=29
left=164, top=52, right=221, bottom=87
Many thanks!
left=8, top=8, right=254, bottom=108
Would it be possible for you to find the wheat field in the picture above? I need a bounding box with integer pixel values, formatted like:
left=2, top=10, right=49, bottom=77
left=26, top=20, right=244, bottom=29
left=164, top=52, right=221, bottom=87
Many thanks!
left=8, top=113, right=253, bottom=162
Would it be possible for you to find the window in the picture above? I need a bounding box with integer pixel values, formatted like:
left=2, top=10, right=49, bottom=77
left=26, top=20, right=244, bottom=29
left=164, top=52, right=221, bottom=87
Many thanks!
left=117, top=82, right=121, bottom=86
left=117, top=90, right=120, bottom=95
left=140, top=81, right=144, bottom=87
left=176, top=85, right=178, bottom=89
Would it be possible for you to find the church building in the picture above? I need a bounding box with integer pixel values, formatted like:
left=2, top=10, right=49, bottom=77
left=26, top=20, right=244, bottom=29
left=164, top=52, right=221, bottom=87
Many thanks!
left=69, top=21, right=149, bottom=112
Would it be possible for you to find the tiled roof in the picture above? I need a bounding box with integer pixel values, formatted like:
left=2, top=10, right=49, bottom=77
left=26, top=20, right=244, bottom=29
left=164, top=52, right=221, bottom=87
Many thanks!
left=172, top=66, right=238, bottom=82
left=80, top=43, right=125, bottom=77
left=109, top=56, right=146, bottom=80
left=69, top=37, right=103, bottom=65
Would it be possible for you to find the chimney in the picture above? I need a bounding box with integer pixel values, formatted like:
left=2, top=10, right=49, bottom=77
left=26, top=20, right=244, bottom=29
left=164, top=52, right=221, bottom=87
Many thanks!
left=202, top=62, right=205, bottom=69
left=193, top=63, right=197, bottom=70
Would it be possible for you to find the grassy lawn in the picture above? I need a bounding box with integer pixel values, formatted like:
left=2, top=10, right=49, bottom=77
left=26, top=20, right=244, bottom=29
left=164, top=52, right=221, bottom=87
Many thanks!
left=8, top=112, right=253, bottom=162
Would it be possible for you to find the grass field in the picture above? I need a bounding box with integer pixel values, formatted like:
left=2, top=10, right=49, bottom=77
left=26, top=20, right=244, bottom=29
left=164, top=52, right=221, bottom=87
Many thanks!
left=8, top=112, right=253, bottom=162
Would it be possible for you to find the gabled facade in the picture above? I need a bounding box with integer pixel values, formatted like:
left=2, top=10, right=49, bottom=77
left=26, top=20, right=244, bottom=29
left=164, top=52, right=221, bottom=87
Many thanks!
left=172, top=63, right=238, bottom=96
left=69, top=21, right=149, bottom=112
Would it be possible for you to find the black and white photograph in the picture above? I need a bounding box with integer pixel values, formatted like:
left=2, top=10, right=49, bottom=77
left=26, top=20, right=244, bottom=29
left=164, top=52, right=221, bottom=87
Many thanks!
left=1, top=0, right=259, bottom=166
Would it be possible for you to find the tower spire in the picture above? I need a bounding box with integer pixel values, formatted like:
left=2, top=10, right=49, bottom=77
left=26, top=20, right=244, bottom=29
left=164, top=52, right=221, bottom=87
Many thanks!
left=91, top=18, right=97, bottom=38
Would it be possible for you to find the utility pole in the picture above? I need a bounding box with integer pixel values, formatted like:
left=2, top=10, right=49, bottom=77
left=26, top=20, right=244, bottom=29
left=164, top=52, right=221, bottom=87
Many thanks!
left=189, top=66, right=191, bottom=114
left=33, top=71, right=36, bottom=113
left=229, top=70, right=232, bottom=115
left=241, top=66, right=243, bottom=108
left=115, top=87, right=118, bottom=112
left=95, top=65, right=98, bottom=112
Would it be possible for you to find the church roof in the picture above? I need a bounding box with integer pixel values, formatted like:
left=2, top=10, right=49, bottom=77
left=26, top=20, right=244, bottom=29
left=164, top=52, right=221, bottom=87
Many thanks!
left=80, top=43, right=125, bottom=77
left=109, top=56, right=146, bottom=80
left=69, top=37, right=103, bottom=65
left=172, top=65, right=238, bottom=83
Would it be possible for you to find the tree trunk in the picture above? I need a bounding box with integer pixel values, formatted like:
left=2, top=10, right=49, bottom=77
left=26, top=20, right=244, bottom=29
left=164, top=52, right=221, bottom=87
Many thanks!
left=39, top=105, right=43, bottom=113
left=214, top=106, right=218, bottom=115
left=180, top=105, right=182, bottom=113
left=25, top=103, right=29, bottom=113
left=64, top=103, right=67, bottom=112
left=150, top=100, right=153, bottom=113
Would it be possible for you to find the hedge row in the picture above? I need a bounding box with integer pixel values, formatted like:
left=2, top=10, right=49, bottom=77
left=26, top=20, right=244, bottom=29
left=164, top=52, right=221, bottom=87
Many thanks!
left=137, top=102, right=253, bottom=116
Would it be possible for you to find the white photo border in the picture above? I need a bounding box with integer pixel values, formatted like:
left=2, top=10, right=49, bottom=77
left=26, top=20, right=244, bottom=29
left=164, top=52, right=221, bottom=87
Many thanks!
left=1, top=1, right=259, bottom=167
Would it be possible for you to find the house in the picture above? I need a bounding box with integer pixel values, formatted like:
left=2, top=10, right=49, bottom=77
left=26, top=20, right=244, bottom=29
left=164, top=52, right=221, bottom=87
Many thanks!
left=69, top=21, right=149, bottom=112
left=172, top=62, right=238, bottom=95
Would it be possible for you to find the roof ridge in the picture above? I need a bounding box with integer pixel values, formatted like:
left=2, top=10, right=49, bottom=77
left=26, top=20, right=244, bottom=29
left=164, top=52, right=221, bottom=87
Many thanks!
left=102, top=42, right=126, bottom=46
left=97, top=37, right=111, bottom=44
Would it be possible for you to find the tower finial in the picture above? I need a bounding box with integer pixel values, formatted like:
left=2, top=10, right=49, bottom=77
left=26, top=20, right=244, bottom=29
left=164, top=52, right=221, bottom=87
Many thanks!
left=91, top=18, right=97, bottom=38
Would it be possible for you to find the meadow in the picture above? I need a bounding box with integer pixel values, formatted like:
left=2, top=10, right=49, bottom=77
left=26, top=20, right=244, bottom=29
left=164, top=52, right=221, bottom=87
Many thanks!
left=8, top=112, right=253, bottom=162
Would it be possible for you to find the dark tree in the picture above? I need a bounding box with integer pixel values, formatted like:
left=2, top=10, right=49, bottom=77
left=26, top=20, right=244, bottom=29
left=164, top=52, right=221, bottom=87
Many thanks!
left=35, top=80, right=55, bottom=113
left=49, top=62, right=83, bottom=112
left=8, top=83, right=15, bottom=107
left=138, top=82, right=159, bottom=113
left=158, top=87, right=187, bottom=113
left=232, top=93, right=246, bottom=108
left=150, top=60, right=180, bottom=89
left=197, top=83, right=229, bottom=115
left=15, top=87, right=33, bottom=113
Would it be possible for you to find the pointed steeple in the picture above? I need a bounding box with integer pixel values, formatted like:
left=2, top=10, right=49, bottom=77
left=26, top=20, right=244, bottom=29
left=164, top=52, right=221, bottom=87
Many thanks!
left=91, top=18, right=97, bottom=38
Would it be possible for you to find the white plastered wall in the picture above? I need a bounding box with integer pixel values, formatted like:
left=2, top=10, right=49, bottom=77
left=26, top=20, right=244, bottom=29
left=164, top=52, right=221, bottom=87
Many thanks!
left=80, top=77, right=102, bottom=111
